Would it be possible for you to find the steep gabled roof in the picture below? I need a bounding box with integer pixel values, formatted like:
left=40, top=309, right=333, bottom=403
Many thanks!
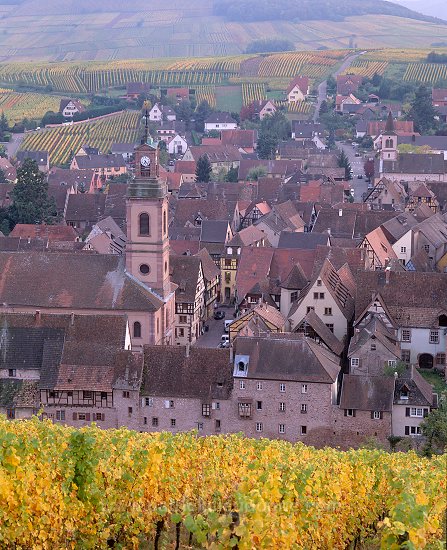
left=340, top=375, right=394, bottom=412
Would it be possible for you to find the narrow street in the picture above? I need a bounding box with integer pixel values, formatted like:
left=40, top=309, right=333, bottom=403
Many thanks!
left=2, top=132, right=24, bottom=158
left=194, top=306, right=235, bottom=348
left=336, top=141, right=368, bottom=202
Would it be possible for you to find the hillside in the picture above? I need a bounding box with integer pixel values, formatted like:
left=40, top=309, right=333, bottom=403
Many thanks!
left=0, top=417, right=445, bottom=548
left=0, top=0, right=446, bottom=61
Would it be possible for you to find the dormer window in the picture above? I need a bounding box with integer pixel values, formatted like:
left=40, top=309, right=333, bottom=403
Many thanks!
left=238, top=361, right=246, bottom=372
left=400, top=387, right=409, bottom=400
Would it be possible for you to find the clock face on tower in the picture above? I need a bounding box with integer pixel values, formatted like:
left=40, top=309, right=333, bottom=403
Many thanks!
left=140, top=156, right=151, bottom=168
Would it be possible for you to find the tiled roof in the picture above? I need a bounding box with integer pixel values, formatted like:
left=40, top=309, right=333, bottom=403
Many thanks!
left=281, top=263, right=308, bottom=290
left=195, top=247, right=220, bottom=281
left=200, top=220, right=230, bottom=244
left=142, top=345, right=232, bottom=399
left=299, top=310, right=344, bottom=355
left=394, top=366, right=436, bottom=406
left=172, top=198, right=230, bottom=226
left=205, top=112, right=237, bottom=124
left=235, top=247, right=275, bottom=302
left=340, top=375, right=394, bottom=412
left=0, top=252, right=163, bottom=312
left=65, top=193, right=106, bottom=224
left=9, top=224, right=78, bottom=242
left=221, top=129, right=257, bottom=148
left=278, top=232, right=328, bottom=249
left=170, top=254, right=201, bottom=303
left=234, top=334, right=340, bottom=383
left=17, top=150, right=48, bottom=165
left=74, top=154, right=126, bottom=169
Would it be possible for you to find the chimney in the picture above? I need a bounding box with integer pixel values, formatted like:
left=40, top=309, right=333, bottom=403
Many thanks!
left=338, top=209, right=342, bottom=217
left=35, top=310, right=41, bottom=320
left=327, top=228, right=331, bottom=236
left=385, top=266, right=391, bottom=284
left=71, top=312, right=75, bottom=325
left=185, top=343, right=190, bottom=358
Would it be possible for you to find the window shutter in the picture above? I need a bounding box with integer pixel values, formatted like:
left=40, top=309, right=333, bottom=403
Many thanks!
left=380, top=412, right=383, bottom=420
left=344, top=409, right=347, bottom=417
left=101, top=413, right=105, bottom=421
left=405, top=407, right=410, bottom=417
left=353, top=409, right=356, bottom=417
left=211, top=403, right=216, bottom=410
left=370, top=411, right=374, bottom=419
left=72, top=412, right=77, bottom=421
left=423, top=409, right=429, bottom=418
left=164, top=400, right=170, bottom=409
left=86, top=413, right=91, bottom=421
left=405, top=426, right=409, bottom=436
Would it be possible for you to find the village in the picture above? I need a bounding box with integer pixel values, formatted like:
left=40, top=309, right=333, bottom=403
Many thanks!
left=0, top=71, right=446, bottom=451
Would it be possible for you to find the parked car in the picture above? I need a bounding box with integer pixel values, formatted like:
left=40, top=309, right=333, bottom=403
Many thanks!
left=224, top=320, right=233, bottom=332
left=355, top=152, right=361, bottom=157
left=213, top=310, right=225, bottom=320
left=350, top=188, right=355, bottom=196
left=357, top=174, right=363, bottom=179
left=168, top=160, right=175, bottom=166
left=218, top=334, right=230, bottom=348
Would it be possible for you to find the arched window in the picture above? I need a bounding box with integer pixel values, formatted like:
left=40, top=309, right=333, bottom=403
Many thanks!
left=438, top=314, right=447, bottom=327
left=139, top=213, right=150, bottom=235
left=385, top=138, right=393, bottom=149
left=163, top=210, right=167, bottom=235
left=133, top=321, right=142, bottom=338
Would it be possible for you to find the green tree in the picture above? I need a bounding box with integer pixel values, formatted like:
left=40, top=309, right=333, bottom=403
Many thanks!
left=421, top=396, right=447, bottom=454
left=319, top=100, right=329, bottom=116
left=326, top=75, right=336, bottom=95
left=0, top=144, right=7, bottom=158
left=337, top=150, right=352, bottom=180
left=407, top=85, right=438, bottom=134
left=0, top=111, right=8, bottom=133
left=195, top=154, right=212, bottom=182
left=247, top=166, right=267, bottom=181
left=256, top=133, right=277, bottom=159
left=158, top=140, right=169, bottom=166
left=260, top=111, right=290, bottom=141
left=327, top=130, right=336, bottom=150
left=195, top=100, right=214, bottom=132
left=8, top=159, right=57, bottom=226
left=174, top=100, right=193, bottom=129
left=225, top=166, right=238, bottom=182
left=0, top=168, right=6, bottom=183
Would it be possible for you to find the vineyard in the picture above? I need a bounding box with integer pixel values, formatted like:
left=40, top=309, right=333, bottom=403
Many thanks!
left=344, top=60, right=389, bottom=78
left=19, top=111, right=141, bottom=165
left=194, top=86, right=216, bottom=108
left=0, top=91, right=63, bottom=125
left=242, top=82, right=266, bottom=106
left=0, top=417, right=445, bottom=549
left=403, top=63, right=447, bottom=83
left=287, top=101, right=314, bottom=114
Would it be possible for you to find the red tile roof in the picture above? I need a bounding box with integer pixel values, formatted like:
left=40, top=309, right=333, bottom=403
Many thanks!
left=9, top=224, right=78, bottom=242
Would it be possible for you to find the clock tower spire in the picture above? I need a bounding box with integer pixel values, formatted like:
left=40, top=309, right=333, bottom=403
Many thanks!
left=125, top=106, right=171, bottom=301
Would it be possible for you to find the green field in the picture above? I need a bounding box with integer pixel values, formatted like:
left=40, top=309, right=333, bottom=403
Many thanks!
left=215, top=85, right=243, bottom=112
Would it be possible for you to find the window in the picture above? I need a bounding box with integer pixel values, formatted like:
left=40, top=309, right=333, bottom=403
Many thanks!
left=239, top=380, right=245, bottom=390
left=78, top=413, right=86, bottom=421
left=429, top=330, right=439, bottom=344
left=257, top=381, right=263, bottom=390
left=171, top=419, right=176, bottom=427
left=351, top=358, right=359, bottom=367
left=400, top=246, right=406, bottom=253
left=139, top=264, right=150, bottom=275
left=325, top=324, right=334, bottom=333
left=436, top=353, right=446, bottom=366
left=179, top=315, right=187, bottom=324
left=256, top=401, right=262, bottom=411
left=202, top=403, right=210, bottom=417
left=372, top=411, right=382, bottom=420
left=133, top=321, right=142, bottom=338
left=145, top=397, right=153, bottom=407
left=279, top=402, right=286, bottom=412
left=301, top=384, right=308, bottom=394
left=324, top=307, right=332, bottom=316
left=401, top=350, right=411, bottom=363
left=423, top=244, right=430, bottom=253
left=197, top=423, right=204, bottom=431
left=370, top=343, right=376, bottom=351
left=405, top=425, right=422, bottom=436
left=215, top=419, right=221, bottom=432
left=344, top=409, right=356, bottom=417
left=255, top=422, right=263, bottom=432
left=143, top=417, right=147, bottom=425
left=169, top=400, right=175, bottom=408
left=410, top=407, right=424, bottom=417
left=300, top=426, right=307, bottom=435
left=291, top=291, right=298, bottom=303
left=163, top=210, right=167, bottom=235
left=401, top=329, right=411, bottom=342
left=83, top=391, right=93, bottom=400
left=8, top=369, right=16, bottom=377
left=94, top=413, right=104, bottom=422
left=279, top=424, right=285, bottom=434
left=123, top=391, right=130, bottom=398
left=301, top=404, right=307, bottom=414
left=239, top=403, right=252, bottom=418
left=139, top=213, right=150, bottom=235
left=152, top=417, right=159, bottom=427
left=306, top=306, right=315, bottom=313
left=313, top=292, right=319, bottom=299
left=176, top=328, right=184, bottom=338
left=388, top=360, right=396, bottom=368
left=128, top=407, right=133, bottom=416
left=279, top=383, right=286, bottom=393
left=214, top=402, right=220, bottom=410
left=101, top=392, right=107, bottom=400
left=56, top=410, right=65, bottom=421
left=317, top=279, right=322, bottom=286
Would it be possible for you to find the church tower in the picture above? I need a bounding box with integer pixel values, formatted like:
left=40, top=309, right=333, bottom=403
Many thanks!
left=380, top=111, right=398, bottom=161
left=126, top=108, right=171, bottom=300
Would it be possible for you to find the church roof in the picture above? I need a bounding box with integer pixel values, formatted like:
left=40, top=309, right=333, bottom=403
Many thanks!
left=384, top=111, right=395, bottom=134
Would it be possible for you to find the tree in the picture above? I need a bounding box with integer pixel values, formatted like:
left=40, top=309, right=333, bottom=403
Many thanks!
left=195, top=100, right=214, bottom=132
left=337, top=150, right=352, bottom=180
left=256, top=133, right=277, bottom=159
left=0, top=144, right=7, bottom=159
left=260, top=111, right=290, bottom=141
left=225, top=166, right=238, bottom=182
left=174, top=100, right=193, bottom=128
left=319, top=100, right=329, bottom=116
left=8, top=159, right=57, bottom=226
left=407, top=85, right=438, bottom=134
left=327, top=130, right=336, bottom=151
left=421, top=396, right=447, bottom=454
left=0, top=168, right=6, bottom=183
left=195, top=155, right=212, bottom=182
left=240, top=102, right=257, bottom=122
left=158, top=140, right=169, bottom=166
left=247, top=166, right=267, bottom=181
left=0, top=111, right=8, bottom=133
left=326, top=75, right=336, bottom=96
left=364, top=158, right=375, bottom=180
